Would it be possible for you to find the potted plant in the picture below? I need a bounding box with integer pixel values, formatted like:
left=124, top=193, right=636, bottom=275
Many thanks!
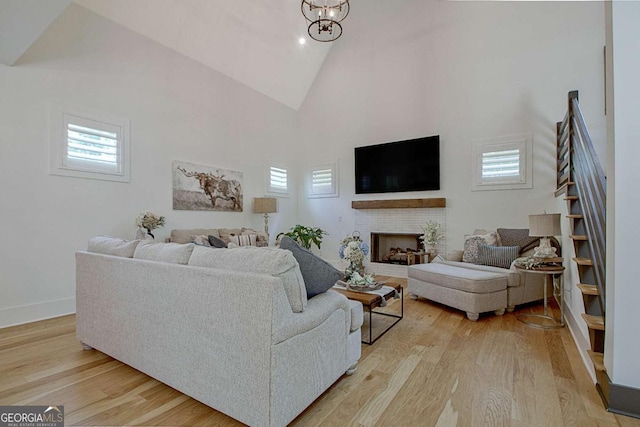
left=277, top=225, right=328, bottom=250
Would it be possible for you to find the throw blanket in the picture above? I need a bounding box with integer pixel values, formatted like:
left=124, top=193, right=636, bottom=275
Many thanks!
left=497, top=228, right=561, bottom=256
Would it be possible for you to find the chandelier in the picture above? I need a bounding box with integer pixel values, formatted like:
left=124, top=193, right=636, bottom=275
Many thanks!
left=301, top=0, right=350, bottom=42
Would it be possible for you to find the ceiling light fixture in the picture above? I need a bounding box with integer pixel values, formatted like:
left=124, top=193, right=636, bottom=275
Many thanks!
left=301, top=0, right=350, bottom=42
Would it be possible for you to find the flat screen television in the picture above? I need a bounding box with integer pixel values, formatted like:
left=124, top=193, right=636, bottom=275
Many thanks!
left=355, top=135, right=440, bottom=194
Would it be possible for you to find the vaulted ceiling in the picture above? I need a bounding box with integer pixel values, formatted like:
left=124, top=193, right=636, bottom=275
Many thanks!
left=0, top=0, right=341, bottom=110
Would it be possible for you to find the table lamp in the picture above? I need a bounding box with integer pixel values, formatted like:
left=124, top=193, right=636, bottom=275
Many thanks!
left=529, top=213, right=561, bottom=258
left=253, top=197, right=277, bottom=236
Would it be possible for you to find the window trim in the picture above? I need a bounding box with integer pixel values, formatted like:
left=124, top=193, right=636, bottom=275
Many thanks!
left=308, top=161, right=339, bottom=198
left=472, top=133, right=532, bottom=191
left=50, top=102, right=130, bottom=183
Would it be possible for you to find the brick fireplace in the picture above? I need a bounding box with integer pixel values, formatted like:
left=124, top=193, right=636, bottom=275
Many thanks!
left=352, top=198, right=447, bottom=277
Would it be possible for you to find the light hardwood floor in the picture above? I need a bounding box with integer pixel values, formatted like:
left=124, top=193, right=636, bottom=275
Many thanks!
left=1, top=278, right=638, bottom=427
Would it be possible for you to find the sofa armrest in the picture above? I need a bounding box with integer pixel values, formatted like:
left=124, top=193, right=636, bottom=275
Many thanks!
left=272, top=290, right=352, bottom=345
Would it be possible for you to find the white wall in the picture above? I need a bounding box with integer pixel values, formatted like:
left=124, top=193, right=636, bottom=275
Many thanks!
left=298, top=1, right=605, bottom=264
left=606, top=1, right=640, bottom=389
left=0, top=4, right=300, bottom=327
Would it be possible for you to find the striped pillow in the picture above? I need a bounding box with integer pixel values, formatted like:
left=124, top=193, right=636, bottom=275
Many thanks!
left=476, top=244, right=519, bottom=269
left=229, top=233, right=258, bottom=247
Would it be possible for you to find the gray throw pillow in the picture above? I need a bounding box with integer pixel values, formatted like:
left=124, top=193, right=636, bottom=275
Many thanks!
left=279, top=236, right=343, bottom=298
left=208, top=235, right=228, bottom=248
left=476, top=244, right=520, bottom=269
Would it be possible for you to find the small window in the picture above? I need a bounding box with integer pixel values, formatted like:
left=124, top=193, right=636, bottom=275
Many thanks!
left=267, top=163, right=289, bottom=195
left=50, top=103, right=130, bottom=182
left=308, top=162, right=338, bottom=198
left=472, top=133, right=532, bottom=191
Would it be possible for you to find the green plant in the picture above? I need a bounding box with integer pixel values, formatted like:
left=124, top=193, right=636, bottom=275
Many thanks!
left=277, top=225, right=328, bottom=250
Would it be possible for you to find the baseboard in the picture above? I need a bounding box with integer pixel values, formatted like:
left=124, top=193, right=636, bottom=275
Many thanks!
left=0, top=297, right=76, bottom=329
left=608, top=374, right=640, bottom=419
left=563, top=302, right=596, bottom=382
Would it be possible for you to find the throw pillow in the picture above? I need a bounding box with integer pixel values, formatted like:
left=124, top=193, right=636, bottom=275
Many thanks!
left=217, top=228, right=242, bottom=244
left=208, top=235, right=228, bottom=248
left=462, top=232, right=498, bottom=263
left=279, top=236, right=343, bottom=298
left=229, top=234, right=258, bottom=247
left=241, top=227, right=269, bottom=247
left=190, top=235, right=212, bottom=247
left=476, top=244, right=520, bottom=269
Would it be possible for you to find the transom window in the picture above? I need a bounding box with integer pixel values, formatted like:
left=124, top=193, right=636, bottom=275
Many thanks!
left=50, top=103, right=130, bottom=182
left=268, top=163, right=289, bottom=195
left=308, top=162, right=338, bottom=198
left=472, top=134, right=532, bottom=191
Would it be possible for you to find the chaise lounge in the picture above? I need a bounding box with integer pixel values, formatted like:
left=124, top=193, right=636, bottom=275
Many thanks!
left=408, top=229, right=555, bottom=320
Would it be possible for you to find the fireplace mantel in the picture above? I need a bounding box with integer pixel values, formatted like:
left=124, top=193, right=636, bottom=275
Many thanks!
left=351, top=198, right=446, bottom=210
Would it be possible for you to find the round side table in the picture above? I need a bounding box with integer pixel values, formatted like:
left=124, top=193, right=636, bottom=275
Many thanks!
left=516, top=264, right=565, bottom=329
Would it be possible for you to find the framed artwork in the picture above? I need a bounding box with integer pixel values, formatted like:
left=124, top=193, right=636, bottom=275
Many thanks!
left=172, top=160, right=243, bottom=212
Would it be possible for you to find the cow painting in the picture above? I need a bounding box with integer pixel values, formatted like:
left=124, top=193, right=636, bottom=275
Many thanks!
left=172, top=161, right=243, bottom=212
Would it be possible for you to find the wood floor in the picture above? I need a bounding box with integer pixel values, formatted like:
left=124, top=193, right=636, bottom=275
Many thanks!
left=1, top=278, right=639, bottom=427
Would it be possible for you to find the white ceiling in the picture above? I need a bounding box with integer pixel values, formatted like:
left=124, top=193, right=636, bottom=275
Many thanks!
left=0, top=0, right=335, bottom=110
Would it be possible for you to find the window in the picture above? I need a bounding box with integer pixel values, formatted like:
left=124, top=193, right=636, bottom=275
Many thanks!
left=50, top=103, right=130, bottom=182
left=267, top=163, right=289, bottom=195
left=308, top=162, right=338, bottom=198
left=472, top=133, right=532, bottom=191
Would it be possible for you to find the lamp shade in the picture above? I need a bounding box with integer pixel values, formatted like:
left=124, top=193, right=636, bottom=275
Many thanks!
left=529, top=213, right=561, bottom=237
left=253, top=197, right=277, bottom=214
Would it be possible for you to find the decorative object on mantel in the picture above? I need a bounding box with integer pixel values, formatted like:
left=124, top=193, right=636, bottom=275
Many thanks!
left=301, top=0, right=349, bottom=42
left=253, top=197, right=277, bottom=236
left=277, top=224, right=327, bottom=250
left=339, top=231, right=369, bottom=279
left=529, top=213, right=561, bottom=258
left=135, top=211, right=165, bottom=239
left=420, top=220, right=444, bottom=255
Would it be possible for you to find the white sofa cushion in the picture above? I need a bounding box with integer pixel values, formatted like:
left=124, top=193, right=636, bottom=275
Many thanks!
left=88, top=236, right=139, bottom=258
left=409, top=262, right=507, bottom=294
left=134, top=240, right=195, bottom=264
left=188, top=245, right=308, bottom=313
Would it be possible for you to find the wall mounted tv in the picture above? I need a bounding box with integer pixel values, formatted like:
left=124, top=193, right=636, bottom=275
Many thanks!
left=355, top=135, right=440, bottom=194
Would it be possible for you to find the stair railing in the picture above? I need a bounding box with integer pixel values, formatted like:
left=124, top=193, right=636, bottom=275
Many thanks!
left=557, top=91, right=607, bottom=312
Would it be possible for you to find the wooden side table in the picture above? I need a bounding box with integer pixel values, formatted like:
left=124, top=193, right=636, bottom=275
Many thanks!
left=515, top=264, right=565, bottom=329
left=332, top=280, right=403, bottom=345
left=407, top=251, right=436, bottom=265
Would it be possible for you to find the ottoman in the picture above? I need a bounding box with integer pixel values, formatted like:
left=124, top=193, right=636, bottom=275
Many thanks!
left=408, top=262, right=508, bottom=321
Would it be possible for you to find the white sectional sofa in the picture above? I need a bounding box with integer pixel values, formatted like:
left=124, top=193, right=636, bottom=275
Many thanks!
left=76, top=236, right=363, bottom=427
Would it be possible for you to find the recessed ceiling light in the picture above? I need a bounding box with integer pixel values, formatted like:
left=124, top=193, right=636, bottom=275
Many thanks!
left=299, top=37, right=306, bottom=45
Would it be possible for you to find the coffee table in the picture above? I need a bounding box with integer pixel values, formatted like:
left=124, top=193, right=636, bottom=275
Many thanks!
left=332, top=279, right=403, bottom=345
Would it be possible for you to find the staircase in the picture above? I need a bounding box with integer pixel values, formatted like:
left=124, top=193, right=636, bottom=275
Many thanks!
left=556, top=91, right=608, bottom=405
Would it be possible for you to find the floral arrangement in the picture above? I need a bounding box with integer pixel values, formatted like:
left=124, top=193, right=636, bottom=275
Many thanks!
left=420, top=220, right=444, bottom=247
left=135, top=211, right=165, bottom=238
left=339, top=232, right=370, bottom=265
